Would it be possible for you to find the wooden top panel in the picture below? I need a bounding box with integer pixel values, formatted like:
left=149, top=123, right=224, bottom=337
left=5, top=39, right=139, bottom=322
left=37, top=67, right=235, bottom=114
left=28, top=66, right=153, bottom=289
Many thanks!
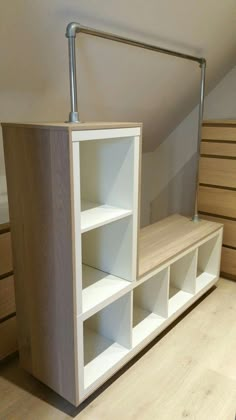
left=203, top=120, right=236, bottom=126
left=1, top=121, right=142, bottom=131
left=139, top=214, right=222, bottom=278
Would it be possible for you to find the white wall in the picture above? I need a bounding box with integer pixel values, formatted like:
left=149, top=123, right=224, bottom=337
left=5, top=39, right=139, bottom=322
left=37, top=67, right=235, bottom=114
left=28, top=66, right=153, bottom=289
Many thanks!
left=0, top=1, right=235, bottom=220
left=141, top=65, right=236, bottom=227
left=0, top=0, right=236, bottom=172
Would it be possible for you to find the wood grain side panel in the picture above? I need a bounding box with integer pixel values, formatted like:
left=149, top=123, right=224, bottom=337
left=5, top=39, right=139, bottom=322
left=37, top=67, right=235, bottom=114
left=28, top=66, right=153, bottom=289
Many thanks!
left=3, top=126, right=77, bottom=405
left=0, top=316, right=17, bottom=360
left=202, top=126, right=236, bottom=141
left=199, top=158, right=236, bottom=188
left=199, top=215, right=236, bottom=248
left=221, top=247, right=236, bottom=277
left=0, top=276, right=15, bottom=319
left=201, top=142, right=236, bottom=157
left=0, top=232, right=13, bottom=276
left=198, top=186, right=236, bottom=219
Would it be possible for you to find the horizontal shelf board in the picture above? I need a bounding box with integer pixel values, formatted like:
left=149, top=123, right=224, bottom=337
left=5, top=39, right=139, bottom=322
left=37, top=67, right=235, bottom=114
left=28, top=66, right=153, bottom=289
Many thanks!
left=82, top=265, right=130, bottom=316
left=81, top=200, right=132, bottom=233
left=168, top=288, right=193, bottom=316
left=133, top=305, right=165, bottom=347
left=72, top=126, right=141, bottom=141
left=196, top=272, right=216, bottom=293
left=84, top=328, right=129, bottom=389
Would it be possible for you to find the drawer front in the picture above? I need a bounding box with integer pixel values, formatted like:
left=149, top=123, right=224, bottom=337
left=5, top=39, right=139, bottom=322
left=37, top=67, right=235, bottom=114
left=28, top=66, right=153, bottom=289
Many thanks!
left=198, top=186, right=236, bottom=219
left=221, top=246, right=236, bottom=278
left=0, top=232, right=13, bottom=276
left=201, top=142, right=236, bottom=158
left=0, top=276, right=16, bottom=319
left=199, top=157, right=236, bottom=188
left=199, top=215, right=236, bottom=248
left=202, top=126, right=236, bottom=141
left=0, top=316, right=17, bottom=360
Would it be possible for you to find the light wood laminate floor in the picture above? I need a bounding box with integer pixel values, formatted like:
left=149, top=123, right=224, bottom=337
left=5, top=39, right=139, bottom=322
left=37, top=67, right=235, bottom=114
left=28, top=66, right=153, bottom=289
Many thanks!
left=0, top=278, right=235, bottom=420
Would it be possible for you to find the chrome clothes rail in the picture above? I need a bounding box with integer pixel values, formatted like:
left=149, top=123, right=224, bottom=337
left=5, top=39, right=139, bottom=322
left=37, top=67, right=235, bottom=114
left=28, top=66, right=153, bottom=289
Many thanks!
left=65, top=22, right=206, bottom=221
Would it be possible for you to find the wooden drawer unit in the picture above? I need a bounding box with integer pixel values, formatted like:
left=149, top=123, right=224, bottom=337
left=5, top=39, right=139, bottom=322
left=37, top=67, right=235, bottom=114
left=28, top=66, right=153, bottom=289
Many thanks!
left=0, top=316, right=17, bottom=360
left=0, top=275, right=16, bottom=319
left=199, top=158, right=236, bottom=188
left=0, top=222, right=17, bottom=360
left=221, top=247, right=236, bottom=278
left=0, top=231, right=13, bottom=277
left=199, top=120, right=236, bottom=280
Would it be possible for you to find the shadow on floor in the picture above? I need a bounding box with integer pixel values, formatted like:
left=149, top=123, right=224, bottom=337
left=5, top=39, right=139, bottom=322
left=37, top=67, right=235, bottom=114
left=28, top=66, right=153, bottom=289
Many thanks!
left=0, top=287, right=216, bottom=417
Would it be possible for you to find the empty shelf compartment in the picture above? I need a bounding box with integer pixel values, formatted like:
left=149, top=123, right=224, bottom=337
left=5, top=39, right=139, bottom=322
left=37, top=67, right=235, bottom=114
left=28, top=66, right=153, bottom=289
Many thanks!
left=80, top=137, right=136, bottom=216
left=83, top=293, right=132, bottom=390
left=169, top=250, right=197, bottom=316
left=196, top=233, right=221, bottom=292
left=82, top=217, right=134, bottom=283
left=132, top=269, right=168, bottom=347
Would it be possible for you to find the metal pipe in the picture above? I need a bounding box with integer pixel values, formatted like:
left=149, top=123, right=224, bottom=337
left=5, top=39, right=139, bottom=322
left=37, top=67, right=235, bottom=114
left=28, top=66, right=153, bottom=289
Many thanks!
left=192, top=60, right=206, bottom=222
left=77, top=25, right=202, bottom=64
left=66, top=24, right=80, bottom=122
left=65, top=21, right=206, bottom=222
left=65, top=22, right=204, bottom=123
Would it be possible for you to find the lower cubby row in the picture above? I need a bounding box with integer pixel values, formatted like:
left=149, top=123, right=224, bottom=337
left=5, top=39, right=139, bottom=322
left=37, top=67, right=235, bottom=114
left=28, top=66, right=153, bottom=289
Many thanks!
left=82, top=232, right=221, bottom=391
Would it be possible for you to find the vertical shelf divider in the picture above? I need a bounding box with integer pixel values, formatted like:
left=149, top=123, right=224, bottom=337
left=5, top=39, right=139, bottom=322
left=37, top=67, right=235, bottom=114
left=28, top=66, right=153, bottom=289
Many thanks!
left=72, top=141, right=83, bottom=315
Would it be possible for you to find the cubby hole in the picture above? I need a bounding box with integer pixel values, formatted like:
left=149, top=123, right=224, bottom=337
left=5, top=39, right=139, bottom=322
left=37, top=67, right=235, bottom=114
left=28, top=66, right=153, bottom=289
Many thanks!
left=81, top=217, right=134, bottom=316
left=79, top=137, right=135, bottom=233
left=196, top=233, right=221, bottom=292
left=83, top=293, right=132, bottom=390
left=169, top=250, right=197, bottom=316
left=132, top=269, right=169, bottom=347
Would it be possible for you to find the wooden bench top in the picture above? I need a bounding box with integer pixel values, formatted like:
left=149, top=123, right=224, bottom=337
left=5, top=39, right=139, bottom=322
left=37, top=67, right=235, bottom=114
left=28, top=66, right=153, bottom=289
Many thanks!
left=139, top=214, right=222, bottom=278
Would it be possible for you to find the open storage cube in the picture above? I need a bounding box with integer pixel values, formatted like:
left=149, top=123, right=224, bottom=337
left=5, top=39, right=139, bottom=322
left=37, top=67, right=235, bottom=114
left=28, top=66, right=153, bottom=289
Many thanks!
left=81, top=217, right=134, bottom=316
left=132, top=268, right=169, bottom=346
left=83, top=293, right=132, bottom=390
left=169, top=250, right=197, bottom=316
left=196, top=233, right=221, bottom=292
left=79, top=137, right=137, bottom=233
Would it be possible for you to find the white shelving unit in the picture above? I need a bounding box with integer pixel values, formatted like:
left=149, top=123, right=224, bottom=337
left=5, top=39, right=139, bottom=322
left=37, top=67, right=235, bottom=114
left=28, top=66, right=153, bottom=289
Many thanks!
left=79, top=229, right=222, bottom=399
left=3, top=122, right=223, bottom=407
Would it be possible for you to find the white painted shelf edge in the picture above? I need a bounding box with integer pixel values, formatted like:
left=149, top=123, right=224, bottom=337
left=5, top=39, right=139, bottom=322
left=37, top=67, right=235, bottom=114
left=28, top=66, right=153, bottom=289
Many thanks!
left=82, top=264, right=131, bottom=319
left=81, top=200, right=132, bottom=233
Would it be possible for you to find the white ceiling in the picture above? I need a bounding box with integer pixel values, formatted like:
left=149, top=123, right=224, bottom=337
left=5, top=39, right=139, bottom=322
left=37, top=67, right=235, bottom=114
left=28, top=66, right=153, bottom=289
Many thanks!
left=1, top=0, right=236, bottom=151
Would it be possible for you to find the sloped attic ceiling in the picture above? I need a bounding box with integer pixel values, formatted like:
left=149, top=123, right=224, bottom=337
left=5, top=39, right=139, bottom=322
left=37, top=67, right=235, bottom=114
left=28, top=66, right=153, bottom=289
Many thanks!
left=0, top=0, right=236, bottom=152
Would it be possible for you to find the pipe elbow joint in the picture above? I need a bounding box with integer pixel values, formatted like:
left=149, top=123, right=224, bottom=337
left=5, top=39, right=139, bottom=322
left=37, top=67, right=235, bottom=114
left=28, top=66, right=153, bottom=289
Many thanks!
left=66, top=22, right=81, bottom=38
left=200, top=57, right=206, bottom=67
